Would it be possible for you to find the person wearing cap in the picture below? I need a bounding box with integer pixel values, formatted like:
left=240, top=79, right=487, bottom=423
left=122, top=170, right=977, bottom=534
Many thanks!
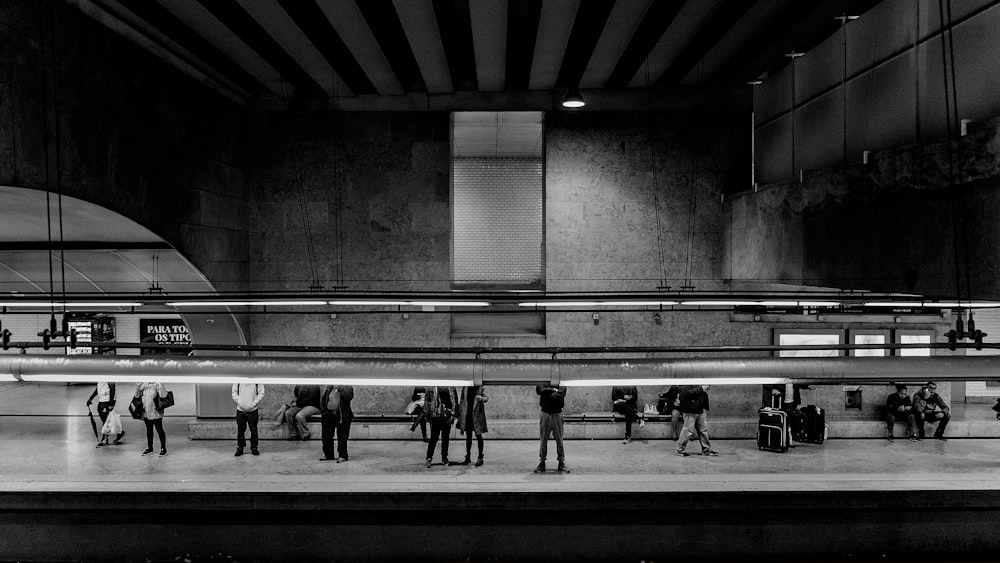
left=912, top=382, right=950, bottom=441
left=884, top=385, right=917, bottom=442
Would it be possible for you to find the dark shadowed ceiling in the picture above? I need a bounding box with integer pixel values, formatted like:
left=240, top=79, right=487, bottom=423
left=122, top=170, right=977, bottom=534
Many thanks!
left=72, top=0, right=882, bottom=109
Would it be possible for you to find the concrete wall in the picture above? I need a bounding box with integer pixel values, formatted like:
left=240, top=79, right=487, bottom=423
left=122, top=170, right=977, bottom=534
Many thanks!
left=729, top=114, right=1000, bottom=297
left=0, top=0, right=249, bottom=288
left=755, top=0, right=1000, bottom=185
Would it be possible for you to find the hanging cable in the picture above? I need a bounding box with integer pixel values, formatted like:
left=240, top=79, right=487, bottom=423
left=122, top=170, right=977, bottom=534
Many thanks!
left=50, top=1, right=68, bottom=329
left=938, top=0, right=964, bottom=308
left=332, top=76, right=346, bottom=290
left=645, top=60, right=668, bottom=290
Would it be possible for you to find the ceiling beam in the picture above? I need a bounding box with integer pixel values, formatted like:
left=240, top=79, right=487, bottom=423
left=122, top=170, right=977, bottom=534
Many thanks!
left=504, top=0, right=541, bottom=91
left=114, top=0, right=265, bottom=97
left=195, top=0, right=325, bottom=97
left=555, top=0, right=615, bottom=89
left=605, top=0, right=685, bottom=88
left=432, top=0, right=478, bottom=92
left=656, top=0, right=755, bottom=86
left=278, top=0, right=377, bottom=95
left=355, top=0, right=427, bottom=93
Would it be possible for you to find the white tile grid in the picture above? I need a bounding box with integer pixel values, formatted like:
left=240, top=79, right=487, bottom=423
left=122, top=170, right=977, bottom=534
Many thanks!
left=0, top=313, right=182, bottom=356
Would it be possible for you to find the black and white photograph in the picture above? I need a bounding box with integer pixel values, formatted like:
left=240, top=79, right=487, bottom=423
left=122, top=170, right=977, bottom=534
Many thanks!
left=2, top=0, right=1000, bottom=561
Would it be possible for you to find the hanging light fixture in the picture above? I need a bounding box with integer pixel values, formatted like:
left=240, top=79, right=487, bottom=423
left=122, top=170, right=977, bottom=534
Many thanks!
left=562, top=91, right=585, bottom=108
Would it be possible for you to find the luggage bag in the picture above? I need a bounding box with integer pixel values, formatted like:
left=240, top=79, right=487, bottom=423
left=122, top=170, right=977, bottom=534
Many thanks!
left=757, top=407, right=788, bottom=453
left=800, top=404, right=826, bottom=444
left=790, top=409, right=808, bottom=442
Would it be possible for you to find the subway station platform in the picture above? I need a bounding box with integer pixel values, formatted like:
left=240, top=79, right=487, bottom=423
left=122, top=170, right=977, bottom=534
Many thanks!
left=3, top=383, right=1000, bottom=562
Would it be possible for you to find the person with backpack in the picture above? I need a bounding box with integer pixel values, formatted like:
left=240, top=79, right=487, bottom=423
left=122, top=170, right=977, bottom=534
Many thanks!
left=231, top=383, right=265, bottom=456
left=676, top=385, right=718, bottom=457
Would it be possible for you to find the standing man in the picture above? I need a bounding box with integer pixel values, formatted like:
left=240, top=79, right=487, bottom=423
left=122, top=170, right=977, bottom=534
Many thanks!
left=884, top=385, right=917, bottom=442
left=231, top=382, right=265, bottom=456
left=676, top=385, right=718, bottom=457
left=87, top=381, right=123, bottom=446
left=534, top=384, right=569, bottom=473
left=319, top=385, right=355, bottom=462
left=612, top=385, right=644, bottom=444
left=912, top=381, right=950, bottom=441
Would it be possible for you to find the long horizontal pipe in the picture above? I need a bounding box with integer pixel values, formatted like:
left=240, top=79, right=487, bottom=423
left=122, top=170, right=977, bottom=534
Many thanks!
left=3, top=342, right=994, bottom=355
left=2, top=355, right=999, bottom=386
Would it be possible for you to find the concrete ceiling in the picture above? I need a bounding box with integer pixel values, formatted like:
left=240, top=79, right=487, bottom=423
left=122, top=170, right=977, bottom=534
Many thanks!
left=72, top=0, right=883, bottom=109
left=0, top=186, right=214, bottom=296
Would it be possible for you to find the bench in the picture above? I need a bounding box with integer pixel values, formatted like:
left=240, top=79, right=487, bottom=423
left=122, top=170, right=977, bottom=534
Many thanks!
left=564, top=411, right=674, bottom=423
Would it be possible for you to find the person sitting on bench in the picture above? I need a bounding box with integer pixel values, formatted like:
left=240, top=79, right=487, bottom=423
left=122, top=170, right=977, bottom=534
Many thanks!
left=884, top=385, right=917, bottom=442
left=912, top=381, right=950, bottom=441
left=612, top=385, right=644, bottom=444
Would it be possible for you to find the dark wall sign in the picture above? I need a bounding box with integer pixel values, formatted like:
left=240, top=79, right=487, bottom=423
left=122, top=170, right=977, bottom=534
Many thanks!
left=140, top=319, right=191, bottom=356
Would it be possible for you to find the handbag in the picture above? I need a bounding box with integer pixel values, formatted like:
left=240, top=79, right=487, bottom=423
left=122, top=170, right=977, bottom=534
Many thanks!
left=154, top=390, right=175, bottom=410
left=101, top=411, right=123, bottom=436
left=128, top=396, right=144, bottom=420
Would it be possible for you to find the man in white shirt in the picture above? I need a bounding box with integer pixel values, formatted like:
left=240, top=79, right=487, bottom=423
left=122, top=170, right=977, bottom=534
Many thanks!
left=231, top=383, right=265, bottom=456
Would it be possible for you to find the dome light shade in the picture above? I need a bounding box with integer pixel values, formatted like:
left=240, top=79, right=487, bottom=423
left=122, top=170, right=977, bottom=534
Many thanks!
left=562, top=91, right=585, bottom=108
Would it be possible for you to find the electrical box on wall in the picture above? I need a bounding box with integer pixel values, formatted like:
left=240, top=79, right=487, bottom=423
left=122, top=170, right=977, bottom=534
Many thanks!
left=844, top=387, right=862, bottom=409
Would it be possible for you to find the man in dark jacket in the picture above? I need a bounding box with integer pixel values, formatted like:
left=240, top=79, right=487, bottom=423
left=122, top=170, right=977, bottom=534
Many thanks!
left=612, top=385, right=644, bottom=444
left=534, top=385, right=569, bottom=473
left=912, top=381, right=950, bottom=440
left=884, top=385, right=917, bottom=442
left=319, top=385, right=354, bottom=462
left=676, top=385, right=717, bottom=457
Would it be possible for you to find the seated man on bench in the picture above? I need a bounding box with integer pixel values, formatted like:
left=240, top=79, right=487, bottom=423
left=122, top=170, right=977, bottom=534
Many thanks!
left=612, top=385, right=644, bottom=444
left=912, top=381, right=950, bottom=441
left=884, top=385, right=917, bottom=442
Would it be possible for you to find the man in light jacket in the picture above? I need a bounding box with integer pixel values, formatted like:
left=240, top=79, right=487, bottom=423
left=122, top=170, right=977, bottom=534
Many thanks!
left=232, top=383, right=265, bottom=457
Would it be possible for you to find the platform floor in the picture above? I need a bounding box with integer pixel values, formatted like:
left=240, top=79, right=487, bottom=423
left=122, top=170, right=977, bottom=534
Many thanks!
left=5, top=382, right=1000, bottom=562
left=1, top=380, right=999, bottom=493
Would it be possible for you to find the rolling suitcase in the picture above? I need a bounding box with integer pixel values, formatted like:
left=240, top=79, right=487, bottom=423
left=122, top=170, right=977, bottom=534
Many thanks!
left=757, top=407, right=788, bottom=452
left=800, top=404, right=826, bottom=444
left=790, top=409, right=807, bottom=442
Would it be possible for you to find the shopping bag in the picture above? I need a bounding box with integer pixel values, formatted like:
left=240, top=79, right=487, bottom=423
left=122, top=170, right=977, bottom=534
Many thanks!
left=101, top=411, right=123, bottom=436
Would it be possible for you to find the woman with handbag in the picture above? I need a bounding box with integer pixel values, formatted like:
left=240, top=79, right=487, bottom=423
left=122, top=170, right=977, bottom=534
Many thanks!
left=424, top=386, right=458, bottom=468
left=455, top=385, right=488, bottom=466
left=135, top=382, right=169, bottom=456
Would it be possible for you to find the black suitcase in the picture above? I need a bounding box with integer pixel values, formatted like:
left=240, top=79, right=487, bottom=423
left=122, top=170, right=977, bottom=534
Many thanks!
left=800, top=404, right=826, bottom=444
left=790, top=409, right=807, bottom=442
left=757, top=407, right=788, bottom=452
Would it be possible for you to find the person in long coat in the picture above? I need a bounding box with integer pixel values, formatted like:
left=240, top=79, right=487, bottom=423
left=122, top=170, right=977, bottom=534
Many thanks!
left=423, top=386, right=459, bottom=468
left=456, top=385, right=489, bottom=466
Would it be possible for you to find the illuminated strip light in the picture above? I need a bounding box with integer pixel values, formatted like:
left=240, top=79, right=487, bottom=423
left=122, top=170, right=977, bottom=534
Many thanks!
left=19, top=374, right=474, bottom=386
left=862, top=302, right=926, bottom=308
left=563, top=377, right=788, bottom=387
left=0, top=374, right=17, bottom=382
left=518, top=301, right=680, bottom=307
left=924, top=302, right=1000, bottom=308
left=680, top=301, right=761, bottom=306
left=166, top=301, right=327, bottom=307
left=0, top=302, right=142, bottom=307
left=758, top=301, right=840, bottom=307
left=327, top=300, right=490, bottom=307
